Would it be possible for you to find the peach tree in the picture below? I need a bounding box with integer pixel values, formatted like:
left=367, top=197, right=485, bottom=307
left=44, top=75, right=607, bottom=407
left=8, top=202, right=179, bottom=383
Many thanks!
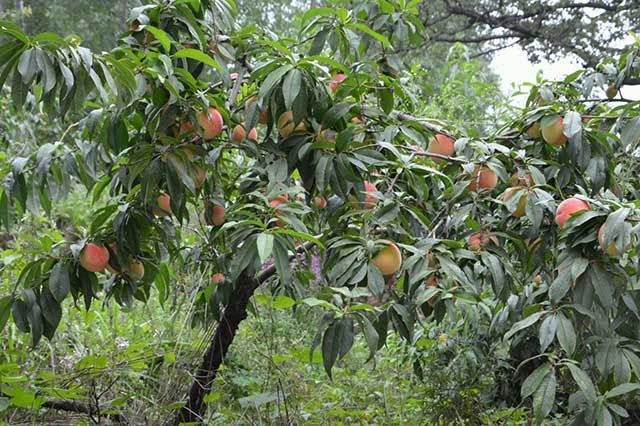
left=0, top=1, right=640, bottom=424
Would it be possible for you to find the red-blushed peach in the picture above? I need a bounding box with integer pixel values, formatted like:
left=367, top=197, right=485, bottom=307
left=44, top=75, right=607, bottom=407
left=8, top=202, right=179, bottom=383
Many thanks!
left=427, top=134, right=455, bottom=162
left=542, top=117, right=567, bottom=146
left=371, top=240, right=403, bottom=275
left=468, top=166, right=497, bottom=192
left=555, top=197, right=589, bottom=228
left=79, top=243, right=110, bottom=272
left=196, top=107, right=224, bottom=139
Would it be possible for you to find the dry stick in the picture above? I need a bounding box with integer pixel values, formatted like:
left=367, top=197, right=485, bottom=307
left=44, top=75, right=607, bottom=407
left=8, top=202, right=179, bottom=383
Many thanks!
left=0, top=393, right=127, bottom=424
left=169, top=242, right=314, bottom=426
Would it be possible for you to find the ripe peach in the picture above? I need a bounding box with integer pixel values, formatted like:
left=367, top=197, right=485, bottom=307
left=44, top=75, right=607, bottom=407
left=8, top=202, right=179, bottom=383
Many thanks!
left=196, top=107, right=224, bottom=139
left=555, top=197, right=589, bottom=228
left=598, top=224, right=630, bottom=257
left=526, top=122, right=541, bottom=138
left=532, top=275, right=542, bottom=284
left=363, top=181, right=378, bottom=209
left=371, top=240, right=403, bottom=275
left=467, top=232, right=498, bottom=251
left=180, top=120, right=194, bottom=134
left=212, top=273, right=225, bottom=284
left=277, top=111, right=307, bottom=138
left=79, top=243, right=110, bottom=272
left=154, top=193, right=172, bottom=217
left=350, top=116, right=363, bottom=125
left=212, top=204, right=225, bottom=226
left=314, top=197, right=327, bottom=209
left=329, top=73, right=346, bottom=93
left=468, top=166, right=497, bottom=192
left=269, top=194, right=289, bottom=209
left=231, top=123, right=258, bottom=143
left=542, top=117, right=567, bottom=146
left=125, top=258, right=145, bottom=281
left=245, top=96, right=268, bottom=124
left=606, top=84, right=617, bottom=100
left=503, top=187, right=528, bottom=217
left=427, top=134, right=455, bottom=163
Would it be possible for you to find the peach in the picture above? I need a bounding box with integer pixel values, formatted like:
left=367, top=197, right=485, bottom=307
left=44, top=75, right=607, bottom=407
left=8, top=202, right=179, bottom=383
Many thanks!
left=598, top=224, right=630, bottom=257
left=555, top=197, right=589, bottom=228
left=125, top=258, right=145, bottom=281
left=606, top=84, right=617, bottom=100
left=277, top=111, right=307, bottom=138
left=196, top=107, right=224, bottom=139
left=329, top=73, right=346, bottom=93
left=212, top=204, right=225, bottom=226
left=245, top=96, right=268, bottom=124
left=314, top=197, right=327, bottom=209
left=542, top=117, right=567, bottom=146
left=503, top=187, right=528, bottom=217
left=468, top=166, right=497, bottom=192
left=363, top=181, right=378, bottom=209
left=427, top=134, right=455, bottom=162
left=212, top=273, right=225, bottom=284
left=269, top=194, right=289, bottom=209
left=180, top=120, right=194, bottom=133
left=526, top=122, right=541, bottom=138
left=231, top=123, right=258, bottom=143
left=467, top=232, right=498, bottom=251
left=79, top=243, right=110, bottom=272
left=153, top=193, right=172, bottom=217
left=371, top=240, right=403, bottom=275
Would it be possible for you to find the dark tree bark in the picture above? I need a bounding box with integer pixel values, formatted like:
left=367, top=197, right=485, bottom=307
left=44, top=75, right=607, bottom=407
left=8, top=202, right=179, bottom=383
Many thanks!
left=168, top=243, right=309, bottom=425
left=168, top=270, right=262, bottom=425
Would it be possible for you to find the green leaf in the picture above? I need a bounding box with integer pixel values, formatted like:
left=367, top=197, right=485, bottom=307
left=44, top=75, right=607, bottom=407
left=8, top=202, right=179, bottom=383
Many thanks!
left=539, top=314, right=557, bottom=352
left=258, top=63, right=294, bottom=99
left=358, top=314, right=379, bottom=361
left=556, top=312, right=576, bottom=356
left=563, top=111, right=582, bottom=137
left=40, top=288, right=62, bottom=330
left=282, top=68, right=302, bottom=110
left=621, top=116, right=640, bottom=147
left=272, top=295, right=296, bottom=309
left=17, top=48, right=37, bottom=84
left=367, top=262, right=384, bottom=298
left=504, top=311, right=544, bottom=340
left=567, top=363, right=597, bottom=401
left=378, top=86, right=394, bottom=114
left=353, top=23, right=392, bottom=48
left=549, top=269, right=571, bottom=303
left=256, top=233, right=274, bottom=264
left=533, top=372, right=556, bottom=424
left=174, top=48, right=222, bottom=72
left=11, top=299, right=30, bottom=333
left=0, top=21, right=30, bottom=43
left=49, top=262, right=71, bottom=302
left=605, top=383, right=640, bottom=399
left=321, top=102, right=353, bottom=128
left=322, top=318, right=352, bottom=379
left=521, top=363, right=550, bottom=399
left=143, top=25, right=171, bottom=53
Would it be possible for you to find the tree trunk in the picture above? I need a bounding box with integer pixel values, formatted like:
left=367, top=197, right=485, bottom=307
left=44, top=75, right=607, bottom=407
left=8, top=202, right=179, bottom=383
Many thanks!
left=168, top=270, right=260, bottom=425
left=120, top=0, right=128, bottom=32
